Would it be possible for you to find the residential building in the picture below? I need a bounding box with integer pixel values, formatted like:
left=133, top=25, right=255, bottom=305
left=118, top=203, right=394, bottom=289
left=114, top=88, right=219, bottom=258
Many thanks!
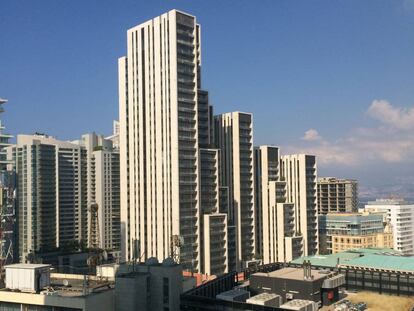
left=106, top=120, right=120, bottom=150
left=199, top=148, right=227, bottom=275
left=119, top=9, right=203, bottom=271
left=254, top=146, right=303, bottom=264
left=8, top=134, right=84, bottom=262
left=318, top=213, right=393, bottom=254
left=280, top=154, right=319, bottom=256
left=364, top=199, right=414, bottom=255
left=317, top=177, right=358, bottom=214
left=214, top=112, right=256, bottom=271
left=8, top=132, right=121, bottom=263
left=75, top=133, right=120, bottom=251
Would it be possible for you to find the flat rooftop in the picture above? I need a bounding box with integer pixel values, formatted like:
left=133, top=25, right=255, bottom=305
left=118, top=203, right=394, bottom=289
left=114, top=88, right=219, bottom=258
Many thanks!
left=253, top=267, right=326, bottom=281
left=5, top=263, right=51, bottom=269
left=2, top=272, right=113, bottom=297
left=291, top=248, right=414, bottom=272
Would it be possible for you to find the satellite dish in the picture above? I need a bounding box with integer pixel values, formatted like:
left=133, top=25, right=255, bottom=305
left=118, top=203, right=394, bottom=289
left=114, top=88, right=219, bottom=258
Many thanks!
left=62, top=279, right=69, bottom=287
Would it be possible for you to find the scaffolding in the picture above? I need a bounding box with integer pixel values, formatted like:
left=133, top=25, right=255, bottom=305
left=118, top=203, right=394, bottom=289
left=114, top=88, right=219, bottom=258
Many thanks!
left=0, top=98, right=16, bottom=273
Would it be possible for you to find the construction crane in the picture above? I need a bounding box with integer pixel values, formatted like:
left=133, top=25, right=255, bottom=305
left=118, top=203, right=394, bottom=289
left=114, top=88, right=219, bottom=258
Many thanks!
left=87, top=203, right=103, bottom=273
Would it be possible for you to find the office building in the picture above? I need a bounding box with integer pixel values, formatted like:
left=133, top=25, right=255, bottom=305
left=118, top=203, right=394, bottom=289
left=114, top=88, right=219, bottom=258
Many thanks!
left=365, top=199, right=414, bottom=255
left=318, top=213, right=393, bottom=254
left=318, top=177, right=358, bottom=214
left=254, top=146, right=303, bottom=264
left=280, top=154, right=319, bottom=256
left=119, top=9, right=204, bottom=271
left=214, top=112, right=256, bottom=271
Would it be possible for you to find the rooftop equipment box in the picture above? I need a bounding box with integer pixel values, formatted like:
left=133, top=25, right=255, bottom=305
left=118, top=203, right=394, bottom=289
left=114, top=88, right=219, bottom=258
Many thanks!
left=5, top=264, right=51, bottom=293
left=216, top=289, right=250, bottom=302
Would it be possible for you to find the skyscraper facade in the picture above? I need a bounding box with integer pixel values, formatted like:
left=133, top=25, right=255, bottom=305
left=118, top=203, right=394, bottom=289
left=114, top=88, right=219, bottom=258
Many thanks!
left=214, top=112, right=256, bottom=271
left=280, top=154, right=319, bottom=256
left=254, top=146, right=304, bottom=264
left=75, top=133, right=120, bottom=251
left=119, top=10, right=203, bottom=271
left=9, top=134, right=83, bottom=262
left=9, top=132, right=121, bottom=262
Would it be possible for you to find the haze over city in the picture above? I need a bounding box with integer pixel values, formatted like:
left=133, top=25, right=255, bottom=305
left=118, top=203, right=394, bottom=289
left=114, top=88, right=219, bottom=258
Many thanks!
left=2, top=0, right=414, bottom=197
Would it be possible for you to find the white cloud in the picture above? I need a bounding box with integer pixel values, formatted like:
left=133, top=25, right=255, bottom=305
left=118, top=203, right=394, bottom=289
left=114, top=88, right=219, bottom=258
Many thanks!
left=286, top=99, right=414, bottom=167
left=367, top=99, right=414, bottom=130
left=302, top=129, right=322, bottom=141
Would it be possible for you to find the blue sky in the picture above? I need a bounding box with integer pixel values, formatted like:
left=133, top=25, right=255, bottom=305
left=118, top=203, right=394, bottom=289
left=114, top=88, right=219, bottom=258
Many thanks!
left=1, top=0, right=414, bottom=196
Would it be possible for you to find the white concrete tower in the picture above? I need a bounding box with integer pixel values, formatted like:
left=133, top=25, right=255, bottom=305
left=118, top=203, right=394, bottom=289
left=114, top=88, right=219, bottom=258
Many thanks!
left=280, top=154, right=319, bottom=256
left=214, top=112, right=255, bottom=271
left=119, top=10, right=201, bottom=271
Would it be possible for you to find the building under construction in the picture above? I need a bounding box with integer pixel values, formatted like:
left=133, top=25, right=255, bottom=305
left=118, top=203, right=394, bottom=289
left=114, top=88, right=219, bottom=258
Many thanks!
left=0, top=98, right=16, bottom=273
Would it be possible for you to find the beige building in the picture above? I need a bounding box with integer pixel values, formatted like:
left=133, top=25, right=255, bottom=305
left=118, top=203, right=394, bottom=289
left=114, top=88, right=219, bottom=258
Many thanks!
left=331, top=231, right=393, bottom=253
left=318, top=177, right=358, bottom=214
left=199, top=148, right=228, bottom=275
left=75, top=133, right=120, bottom=251
left=214, top=112, right=256, bottom=271
left=254, top=146, right=304, bottom=264
left=119, top=9, right=204, bottom=271
left=280, top=154, right=319, bottom=256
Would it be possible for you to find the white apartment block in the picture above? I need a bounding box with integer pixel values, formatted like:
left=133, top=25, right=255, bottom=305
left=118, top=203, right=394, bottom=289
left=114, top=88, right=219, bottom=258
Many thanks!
left=214, top=112, right=255, bottom=271
left=318, top=177, right=358, bottom=214
left=254, top=146, right=304, bottom=264
left=203, top=213, right=228, bottom=276
left=199, top=148, right=228, bottom=275
left=254, top=146, right=280, bottom=259
left=280, top=154, right=319, bottom=256
left=119, top=10, right=202, bottom=271
left=75, top=133, right=120, bottom=251
left=8, top=134, right=84, bottom=262
left=365, top=199, right=414, bottom=255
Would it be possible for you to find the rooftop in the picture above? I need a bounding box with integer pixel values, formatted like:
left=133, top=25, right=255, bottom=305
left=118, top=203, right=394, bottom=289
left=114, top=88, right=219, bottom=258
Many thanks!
left=253, top=267, right=326, bottom=281
left=5, top=263, right=51, bottom=270
left=291, top=248, right=414, bottom=272
left=367, top=199, right=411, bottom=206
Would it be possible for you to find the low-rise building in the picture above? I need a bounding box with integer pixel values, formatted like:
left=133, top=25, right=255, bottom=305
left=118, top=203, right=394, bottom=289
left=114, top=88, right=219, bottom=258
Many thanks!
left=1, top=264, right=114, bottom=311
left=115, top=257, right=183, bottom=311
left=250, top=265, right=345, bottom=307
left=319, top=213, right=393, bottom=254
